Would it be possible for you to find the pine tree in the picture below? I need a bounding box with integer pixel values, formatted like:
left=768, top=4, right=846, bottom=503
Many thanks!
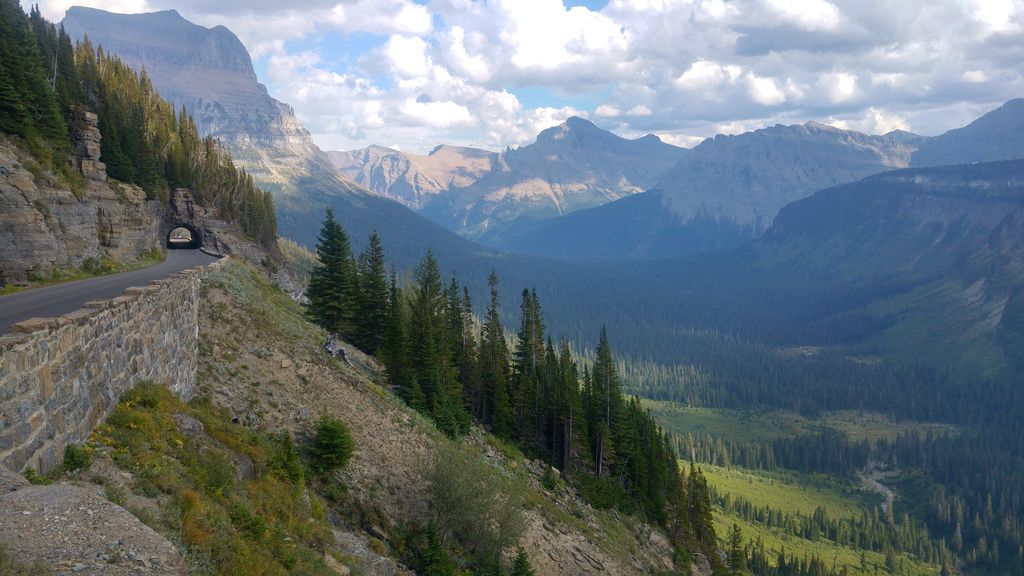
left=558, top=340, right=586, bottom=472
left=481, top=272, right=512, bottom=436
left=356, top=231, right=389, bottom=353
left=410, top=251, right=444, bottom=411
left=687, top=463, right=717, bottom=547
left=455, top=286, right=483, bottom=419
left=590, top=327, right=621, bottom=476
left=383, top=271, right=423, bottom=408
left=728, top=523, right=746, bottom=575
left=306, top=209, right=358, bottom=337
left=512, top=288, right=543, bottom=443
left=511, top=547, right=536, bottom=576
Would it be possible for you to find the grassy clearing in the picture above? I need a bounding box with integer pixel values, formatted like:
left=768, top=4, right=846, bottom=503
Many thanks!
left=703, top=465, right=939, bottom=576
left=701, top=464, right=870, bottom=518
left=821, top=411, right=957, bottom=444
left=642, top=401, right=807, bottom=442
left=645, top=401, right=957, bottom=446
left=202, top=261, right=321, bottom=347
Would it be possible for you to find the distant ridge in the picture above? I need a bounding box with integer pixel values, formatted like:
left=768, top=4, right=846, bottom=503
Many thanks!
left=332, top=116, right=684, bottom=238
left=328, top=144, right=498, bottom=210
left=911, top=99, right=1024, bottom=167
left=485, top=120, right=922, bottom=260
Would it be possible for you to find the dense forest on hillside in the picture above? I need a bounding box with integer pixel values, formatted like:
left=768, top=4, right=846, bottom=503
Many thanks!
left=303, top=210, right=727, bottom=573
left=0, top=1, right=276, bottom=245
left=673, top=410, right=1023, bottom=575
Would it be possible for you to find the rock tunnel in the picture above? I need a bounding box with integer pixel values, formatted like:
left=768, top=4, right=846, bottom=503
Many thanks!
left=166, top=223, right=203, bottom=250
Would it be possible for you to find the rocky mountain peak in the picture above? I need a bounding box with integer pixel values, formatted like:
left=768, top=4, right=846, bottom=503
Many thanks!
left=803, top=120, right=842, bottom=132
left=62, top=7, right=346, bottom=200
left=536, top=116, right=618, bottom=147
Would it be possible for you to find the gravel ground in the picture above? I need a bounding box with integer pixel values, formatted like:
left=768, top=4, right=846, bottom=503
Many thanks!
left=0, top=483, right=185, bottom=575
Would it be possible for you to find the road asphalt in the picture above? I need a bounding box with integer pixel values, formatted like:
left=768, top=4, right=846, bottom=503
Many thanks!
left=0, top=250, right=219, bottom=334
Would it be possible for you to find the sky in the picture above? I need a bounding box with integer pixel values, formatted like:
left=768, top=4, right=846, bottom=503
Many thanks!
left=35, top=0, right=1024, bottom=154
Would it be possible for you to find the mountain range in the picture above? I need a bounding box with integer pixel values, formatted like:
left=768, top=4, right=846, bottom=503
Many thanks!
left=489, top=121, right=922, bottom=260
left=328, top=144, right=498, bottom=210
left=60, top=6, right=1024, bottom=380
left=912, top=98, right=1024, bottom=167
left=333, top=117, right=685, bottom=239
left=331, top=112, right=924, bottom=260
left=334, top=100, right=1024, bottom=264
left=655, top=159, right=1024, bottom=377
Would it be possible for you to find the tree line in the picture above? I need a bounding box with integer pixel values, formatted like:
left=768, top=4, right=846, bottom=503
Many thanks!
left=304, top=210, right=726, bottom=571
left=714, top=489, right=957, bottom=572
left=674, top=421, right=1024, bottom=574
left=0, top=1, right=276, bottom=246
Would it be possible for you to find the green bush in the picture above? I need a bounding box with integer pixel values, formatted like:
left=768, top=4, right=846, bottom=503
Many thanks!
left=22, top=468, right=50, bottom=486
left=426, top=443, right=526, bottom=565
left=574, top=473, right=637, bottom=515
left=308, top=416, right=354, bottom=475
left=62, top=443, right=93, bottom=473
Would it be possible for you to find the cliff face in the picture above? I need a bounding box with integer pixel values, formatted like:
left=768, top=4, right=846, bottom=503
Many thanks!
left=0, top=122, right=162, bottom=284
left=61, top=7, right=341, bottom=200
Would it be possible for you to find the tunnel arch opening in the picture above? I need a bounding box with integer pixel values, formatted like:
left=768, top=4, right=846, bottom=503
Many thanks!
left=166, top=223, right=202, bottom=250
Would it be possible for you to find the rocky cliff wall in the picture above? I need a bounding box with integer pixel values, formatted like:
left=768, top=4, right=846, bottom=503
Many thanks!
left=0, top=258, right=225, bottom=474
left=0, top=124, right=162, bottom=285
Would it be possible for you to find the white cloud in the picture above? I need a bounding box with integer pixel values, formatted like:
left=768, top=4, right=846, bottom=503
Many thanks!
left=34, top=0, right=1024, bottom=151
left=972, top=0, right=1018, bottom=32
left=326, top=0, right=432, bottom=36
left=399, top=99, right=474, bottom=128
left=440, top=26, right=491, bottom=83
left=383, top=35, right=432, bottom=79
left=764, top=0, right=841, bottom=31
left=675, top=60, right=741, bottom=92
left=961, top=69, right=988, bottom=83
left=747, top=73, right=786, bottom=105
left=821, top=71, right=859, bottom=103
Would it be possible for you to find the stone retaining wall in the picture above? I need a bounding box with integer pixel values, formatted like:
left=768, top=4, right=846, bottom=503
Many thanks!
left=0, top=258, right=225, bottom=474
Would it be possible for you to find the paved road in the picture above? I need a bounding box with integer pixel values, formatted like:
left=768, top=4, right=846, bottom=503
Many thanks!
left=0, top=250, right=219, bottom=334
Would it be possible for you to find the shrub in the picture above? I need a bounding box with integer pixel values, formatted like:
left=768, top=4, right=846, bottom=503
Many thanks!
left=426, top=443, right=526, bottom=565
left=62, top=443, right=93, bottom=473
left=308, top=416, right=354, bottom=475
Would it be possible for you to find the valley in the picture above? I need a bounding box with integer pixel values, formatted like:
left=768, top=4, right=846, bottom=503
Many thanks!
left=1, top=2, right=1022, bottom=575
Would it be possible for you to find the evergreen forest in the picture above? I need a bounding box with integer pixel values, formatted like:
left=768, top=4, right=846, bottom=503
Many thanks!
left=303, top=210, right=727, bottom=572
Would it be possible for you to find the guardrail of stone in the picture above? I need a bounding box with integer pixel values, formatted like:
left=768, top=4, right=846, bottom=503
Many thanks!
left=0, top=257, right=227, bottom=474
